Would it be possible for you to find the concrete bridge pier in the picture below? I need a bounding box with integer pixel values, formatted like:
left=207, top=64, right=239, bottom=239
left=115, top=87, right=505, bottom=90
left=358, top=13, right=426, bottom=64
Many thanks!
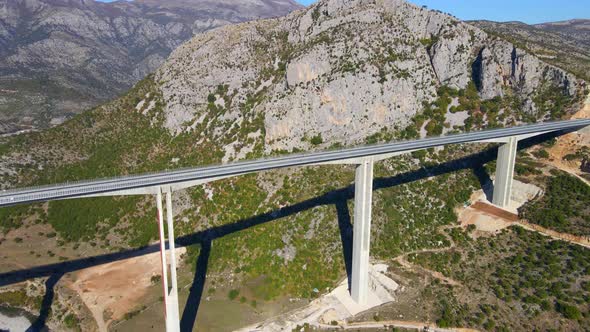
left=156, top=188, right=181, bottom=332
left=492, top=136, right=518, bottom=208
left=350, top=158, right=374, bottom=304
left=165, top=190, right=181, bottom=331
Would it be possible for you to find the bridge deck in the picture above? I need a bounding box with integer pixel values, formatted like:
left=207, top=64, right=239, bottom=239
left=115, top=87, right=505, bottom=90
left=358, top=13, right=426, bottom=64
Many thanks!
left=1, top=119, right=589, bottom=207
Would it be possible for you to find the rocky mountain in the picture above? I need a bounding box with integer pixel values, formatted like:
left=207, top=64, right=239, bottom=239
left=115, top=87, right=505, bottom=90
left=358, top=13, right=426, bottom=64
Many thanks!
left=0, top=0, right=589, bottom=331
left=155, top=0, right=582, bottom=154
left=1, top=0, right=586, bottom=187
left=535, top=19, right=590, bottom=47
left=0, top=0, right=302, bottom=134
left=471, top=19, right=590, bottom=81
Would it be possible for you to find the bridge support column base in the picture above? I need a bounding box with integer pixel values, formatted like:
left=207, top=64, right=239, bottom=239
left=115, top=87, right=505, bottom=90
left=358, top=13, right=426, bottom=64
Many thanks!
left=492, top=137, right=518, bottom=208
left=350, top=159, right=374, bottom=305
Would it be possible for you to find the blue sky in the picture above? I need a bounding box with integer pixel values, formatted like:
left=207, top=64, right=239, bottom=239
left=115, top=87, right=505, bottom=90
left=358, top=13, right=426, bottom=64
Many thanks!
left=97, top=0, right=588, bottom=24
left=408, top=0, right=588, bottom=24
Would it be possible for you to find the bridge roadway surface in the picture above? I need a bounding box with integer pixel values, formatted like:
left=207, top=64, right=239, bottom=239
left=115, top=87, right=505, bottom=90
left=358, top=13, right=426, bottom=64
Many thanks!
left=1, top=119, right=589, bottom=207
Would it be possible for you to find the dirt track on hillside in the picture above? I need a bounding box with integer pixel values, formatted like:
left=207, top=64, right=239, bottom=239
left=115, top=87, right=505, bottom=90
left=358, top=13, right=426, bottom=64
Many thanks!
left=544, top=92, right=590, bottom=184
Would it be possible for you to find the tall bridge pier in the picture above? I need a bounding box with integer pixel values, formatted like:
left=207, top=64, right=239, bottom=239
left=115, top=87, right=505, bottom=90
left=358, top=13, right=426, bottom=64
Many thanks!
left=1, top=120, right=588, bottom=331
left=351, top=159, right=374, bottom=304
left=492, top=137, right=518, bottom=208
left=156, top=188, right=181, bottom=332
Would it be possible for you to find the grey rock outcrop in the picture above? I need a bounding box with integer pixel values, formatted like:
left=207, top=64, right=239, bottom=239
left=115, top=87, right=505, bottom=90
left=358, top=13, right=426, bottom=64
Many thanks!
left=156, top=0, right=582, bottom=159
left=470, top=20, right=590, bottom=83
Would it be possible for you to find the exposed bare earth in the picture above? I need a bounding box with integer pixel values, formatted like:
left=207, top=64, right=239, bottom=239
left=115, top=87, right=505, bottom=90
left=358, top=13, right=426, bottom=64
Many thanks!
left=63, top=248, right=185, bottom=332
left=459, top=192, right=590, bottom=249
left=543, top=92, right=590, bottom=184
left=470, top=202, right=518, bottom=222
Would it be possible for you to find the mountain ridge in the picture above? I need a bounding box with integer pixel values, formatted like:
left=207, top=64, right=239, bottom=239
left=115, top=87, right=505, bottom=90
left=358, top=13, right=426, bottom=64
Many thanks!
left=154, top=0, right=582, bottom=155
left=0, top=0, right=303, bottom=134
left=471, top=19, right=590, bottom=81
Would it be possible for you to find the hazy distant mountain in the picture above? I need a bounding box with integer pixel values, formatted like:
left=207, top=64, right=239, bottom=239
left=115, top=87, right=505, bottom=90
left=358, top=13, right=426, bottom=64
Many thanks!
left=0, top=0, right=302, bottom=134
left=471, top=19, right=590, bottom=82
left=534, top=19, right=590, bottom=47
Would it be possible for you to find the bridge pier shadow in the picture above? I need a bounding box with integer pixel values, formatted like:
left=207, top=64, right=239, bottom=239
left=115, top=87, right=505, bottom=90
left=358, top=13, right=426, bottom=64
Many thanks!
left=180, top=237, right=211, bottom=331
left=0, top=130, right=565, bottom=331
left=335, top=194, right=354, bottom=291
left=473, top=164, right=494, bottom=201
left=26, top=273, right=62, bottom=332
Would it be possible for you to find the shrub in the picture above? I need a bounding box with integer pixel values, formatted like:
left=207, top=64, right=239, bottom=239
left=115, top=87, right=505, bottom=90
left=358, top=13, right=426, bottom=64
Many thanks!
left=63, top=313, right=79, bottom=329
left=228, top=289, right=240, bottom=300
left=555, top=301, right=581, bottom=320
left=310, top=134, right=323, bottom=146
left=533, top=149, right=550, bottom=159
left=150, top=275, right=161, bottom=284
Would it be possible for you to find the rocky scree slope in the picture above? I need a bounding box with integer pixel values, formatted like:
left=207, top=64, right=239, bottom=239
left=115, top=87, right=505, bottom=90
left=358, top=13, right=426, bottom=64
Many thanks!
left=472, top=20, right=590, bottom=81
left=0, top=0, right=302, bottom=134
left=156, top=0, right=583, bottom=156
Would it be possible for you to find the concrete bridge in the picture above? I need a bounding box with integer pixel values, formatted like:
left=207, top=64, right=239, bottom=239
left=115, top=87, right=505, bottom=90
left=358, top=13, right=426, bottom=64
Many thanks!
left=1, top=119, right=589, bottom=331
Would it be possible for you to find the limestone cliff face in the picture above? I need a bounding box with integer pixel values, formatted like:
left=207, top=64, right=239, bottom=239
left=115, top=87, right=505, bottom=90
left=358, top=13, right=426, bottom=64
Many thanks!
left=156, top=0, right=582, bottom=158
left=471, top=39, right=578, bottom=101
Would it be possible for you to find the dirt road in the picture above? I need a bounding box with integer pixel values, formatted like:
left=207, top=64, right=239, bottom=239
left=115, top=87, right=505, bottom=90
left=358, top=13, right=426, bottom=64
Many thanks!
left=393, top=225, right=463, bottom=287
left=319, top=320, right=480, bottom=331
left=514, top=221, right=590, bottom=249
left=544, top=92, right=590, bottom=185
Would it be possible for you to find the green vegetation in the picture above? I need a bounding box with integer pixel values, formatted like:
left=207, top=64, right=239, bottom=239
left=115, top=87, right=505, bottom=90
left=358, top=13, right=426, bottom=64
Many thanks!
left=0, top=290, right=42, bottom=311
left=556, top=301, right=582, bottom=320
left=183, top=166, right=353, bottom=300
left=0, top=205, right=44, bottom=234
left=372, top=159, right=480, bottom=258
left=310, top=134, right=324, bottom=146
left=63, top=313, right=80, bottom=330
left=520, top=172, right=590, bottom=236
left=419, top=36, right=439, bottom=49
left=228, top=289, right=240, bottom=300
left=533, top=82, right=575, bottom=120
left=563, top=146, right=590, bottom=162
left=150, top=275, right=162, bottom=284
left=532, top=148, right=550, bottom=159
left=123, top=306, right=146, bottom=320
left=407, top=82, right=510, bottom=140
left=311, top=6, right=321, bottom=23
left=410, top=226, right=590, bottom=330
left=47, top=197, right=140, bottom=242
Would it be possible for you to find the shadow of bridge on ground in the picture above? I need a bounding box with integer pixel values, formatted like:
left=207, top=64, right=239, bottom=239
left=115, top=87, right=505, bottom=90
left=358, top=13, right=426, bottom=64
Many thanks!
left=0, top=132, right=562, bottom=331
